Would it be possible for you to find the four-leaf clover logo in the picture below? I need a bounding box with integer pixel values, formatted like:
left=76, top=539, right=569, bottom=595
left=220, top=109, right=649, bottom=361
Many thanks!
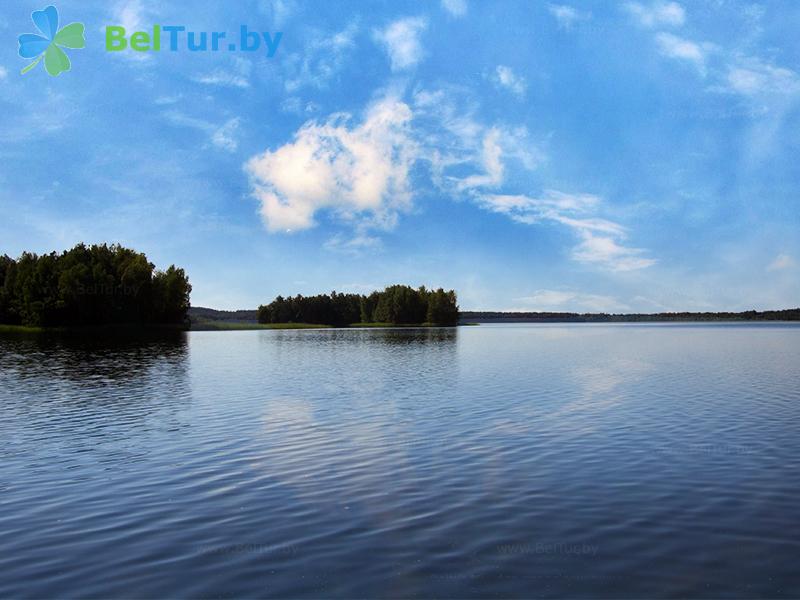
left=18, top=6, right=85, bottom=76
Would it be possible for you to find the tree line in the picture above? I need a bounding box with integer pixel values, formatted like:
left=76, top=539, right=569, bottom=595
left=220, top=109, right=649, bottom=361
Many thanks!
left=258, top=285, right=459, bottom=326
left=459, top=309, right=800, bottom=322
left=0, top=244, right=192, bottom=327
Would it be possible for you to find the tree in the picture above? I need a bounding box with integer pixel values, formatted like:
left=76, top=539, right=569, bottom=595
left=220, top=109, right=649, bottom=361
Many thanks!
left=0, top=244, right=192, bottom=327
left=257, top=284, right=459, bottom=327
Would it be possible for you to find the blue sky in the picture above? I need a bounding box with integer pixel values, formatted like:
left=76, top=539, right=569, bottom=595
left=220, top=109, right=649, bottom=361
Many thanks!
left=1, top=0, right=798, bottom=311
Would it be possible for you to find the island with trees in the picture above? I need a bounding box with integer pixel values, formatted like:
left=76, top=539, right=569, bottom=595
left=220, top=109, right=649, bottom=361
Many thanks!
left=257, top=285, right=460, bottom=327
left=0, top=243, right=191, bottom=330
left=2, top=244, right=796, bottom=332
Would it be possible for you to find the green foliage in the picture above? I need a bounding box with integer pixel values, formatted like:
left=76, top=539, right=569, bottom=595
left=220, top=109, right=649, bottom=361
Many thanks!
left=0, top=244, right=191, bottom=327
left=426, top=288, right=460, bottom=325
left=258, top=285, right=459, bottom=327
left=459, top=309, right=800, bottom=322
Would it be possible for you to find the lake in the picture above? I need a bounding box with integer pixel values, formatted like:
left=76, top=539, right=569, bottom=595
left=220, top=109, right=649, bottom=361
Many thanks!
left=1, top=324, right=799, bottom=598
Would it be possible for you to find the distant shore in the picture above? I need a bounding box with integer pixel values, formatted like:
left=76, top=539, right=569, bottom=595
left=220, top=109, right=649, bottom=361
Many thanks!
left=3, top=308, right=797, bottom=335
left=190, top=306, right=800, bottom=328
left=460, top=309, right=800, bottom=323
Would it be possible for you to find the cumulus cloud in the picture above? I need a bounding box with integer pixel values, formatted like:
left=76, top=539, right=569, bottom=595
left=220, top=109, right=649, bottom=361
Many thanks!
left=246, top=84, right=649, bottom=273
left=768, top=253, right=795, bottom=271
left=655, top=32, right=707, bottom=70
left=0, top=66, right=8, bottom=80
left=442, top=0, right=467, bottom=17
left=547, top=4, right=590, bottom=30
left=492, top=65, right=527, bottom=98
left=480, top=191, right=655, bottom=271
left=625, top=1, right=685, bottom=27
left=374, top=17, right=427, bottom=71
left=246, top=97, right=417, bottom=232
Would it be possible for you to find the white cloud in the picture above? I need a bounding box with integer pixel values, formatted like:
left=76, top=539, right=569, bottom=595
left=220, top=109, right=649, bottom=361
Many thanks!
left=411, top=87, right=544, bottom=191
left=768, top=254, right=795, bottom=271
left=493, top=65, right=527, bottom=98
left=154, top=94, right=182, bottom=105
left=280, top=97, right=319, bottom=115
left=480, top=191, right=655, bottom=271
left=193, top=58, right=252, bottom=89
left=572, top=232, right=656, bottom=271
left=458, top=128, right=504, bottom=189
left=163, top=111, right=241, bottom=152
left=211, top=118, right=241, bottom=152
left=113, top=0, right=146, bottom=31
left=625, top=1, right=685, bottom=27
left=0, top=66, right=8, bottom=80
left=375, top=17, right=427, bottom=71
left=655, top=32, right=707, bottom=69
left=284, top=22, right=358, bottom=91
left=727, top=59, right=800, bottom=97
left=193, top=72, right=249, bottom=89
left=517, top=290, right=630, bottom=313
left=258, top=0, right=297, bottom=28
left=547, top=4, right=590, bottom=30
left=245, top=84, right=648, bottom=273
left=246, top=97, right=417, bottom=232
left=480, top=191, right=601, bottom=222
left=324, top=232, right=382, bottom=255
left=109, top=0, right=153, bottom=62
left=442, top=0, right=467, bottom=17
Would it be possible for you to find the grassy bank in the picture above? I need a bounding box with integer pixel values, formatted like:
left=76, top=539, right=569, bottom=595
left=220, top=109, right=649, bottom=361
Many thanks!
left=0, top=324, right=48, bottom=334
left=0, top=323, right=188, bottom=335
left=351, top=322, right=458, bottom=328
left=0, top=321, right=466, bottom=334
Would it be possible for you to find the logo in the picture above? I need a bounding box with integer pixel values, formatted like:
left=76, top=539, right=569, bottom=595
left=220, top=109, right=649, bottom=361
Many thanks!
left=104, top=26, right=282, bottom=56
left=18, top=5, right=85, bottom=76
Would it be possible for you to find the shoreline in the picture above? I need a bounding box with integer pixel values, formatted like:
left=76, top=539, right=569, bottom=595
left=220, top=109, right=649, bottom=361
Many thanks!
left=4, top=319, right=799, bottom=335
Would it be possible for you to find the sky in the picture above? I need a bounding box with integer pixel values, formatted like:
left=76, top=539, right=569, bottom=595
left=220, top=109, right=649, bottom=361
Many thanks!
left=1, top=0, right=798, bottom=311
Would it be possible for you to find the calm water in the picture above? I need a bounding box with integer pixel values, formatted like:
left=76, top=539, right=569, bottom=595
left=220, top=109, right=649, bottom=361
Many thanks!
left=1, top=324, right=799, bottom=598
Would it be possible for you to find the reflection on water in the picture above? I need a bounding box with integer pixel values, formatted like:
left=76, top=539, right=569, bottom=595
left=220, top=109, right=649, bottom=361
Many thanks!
left=1, top=330, right=188, bottom=383
left=1, top=324, right=799, bottom=598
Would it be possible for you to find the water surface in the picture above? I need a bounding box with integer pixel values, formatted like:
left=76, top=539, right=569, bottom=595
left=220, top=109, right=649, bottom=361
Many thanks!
left=1, top=324, right=799, bottom=598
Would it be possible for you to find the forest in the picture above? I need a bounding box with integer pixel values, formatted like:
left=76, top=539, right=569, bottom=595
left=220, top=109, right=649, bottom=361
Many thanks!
left=258, top=285, right=459, bottom=326
left=0, top=244, right=192, bottom=327
left=460, top=309, right=800, bottom=322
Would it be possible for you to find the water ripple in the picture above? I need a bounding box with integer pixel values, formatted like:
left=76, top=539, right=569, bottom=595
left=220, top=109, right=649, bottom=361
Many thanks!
left=1, top=324, right=799, bottom=598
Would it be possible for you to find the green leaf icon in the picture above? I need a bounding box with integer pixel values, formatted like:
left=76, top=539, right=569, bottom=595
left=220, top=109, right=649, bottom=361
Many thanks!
left=54, top=22, right=85, bottom=49
left=18, top=7, right=85, bottom=77
left=45, top=44, right=71, bottom=76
